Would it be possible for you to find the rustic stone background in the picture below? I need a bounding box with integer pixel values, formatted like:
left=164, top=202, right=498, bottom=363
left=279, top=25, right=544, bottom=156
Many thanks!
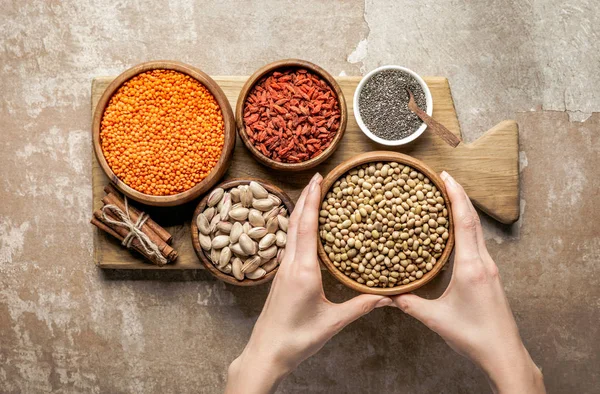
left=1, top=1, right=598, bottom=393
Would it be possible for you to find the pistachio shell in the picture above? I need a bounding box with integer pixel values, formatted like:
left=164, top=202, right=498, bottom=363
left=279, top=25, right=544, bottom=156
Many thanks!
left=241, top=256, right=262, bottom=274
left=199, top=233, right=212, bottom=251
left=261, top=259, right=278, bottom=273
left=207, top=188, right=224, bottom=207
left=203, top=207, right=216, bottom=222
left=218, top=246, right=232, bottom=268
left=231, top=243, right=248, bottom=257
left=211, top=235, right=230, bottom=249
left=230, top=222, right=243, bottom=244
left=266, top=216, right=279, bottom=234
left=238, top=233, right=257, bottom=255
left=263, top=207, right=279, bottom=221
left=259, top=233, right=277, bottom=250
left=220, top=194, right=232, bottom=220
left=229, top=207, right=249, bottom=221
left=247, top=227, right=267, bottom=239
left=249, top=181, right=269, bottom=199
left=258, top=245, right=277, bottom=260
left=216, top=221, right=233, bottom=234
left=275, top=230, right=287, bottom=247
left=210, top=248, right=221, bottom=265
left=218, top=263, right=232, bottom=274
left=268, top=193, right=282, bottom=206
left=248, top=209, right=265, bottom=227
left=277, top=215, right=289, bottom=232
left=252, top=198, right=274, bottom=212
left=232, top=258, right=244, bottom=280
left=197, top=213, right=211, bottom=235
left=246, top=267, right=266, bottom=279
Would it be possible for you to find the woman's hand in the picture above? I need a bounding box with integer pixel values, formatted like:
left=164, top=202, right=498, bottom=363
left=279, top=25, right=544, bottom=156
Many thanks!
left=226, top=173, right=391, bottom=394
left=393, top=171, right=545, bottom=394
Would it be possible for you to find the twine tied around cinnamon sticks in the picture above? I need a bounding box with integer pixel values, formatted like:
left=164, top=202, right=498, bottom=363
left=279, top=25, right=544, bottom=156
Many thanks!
left=101, top=197, right=167, bottom=266
left=91, top=184, right=178, bottom=266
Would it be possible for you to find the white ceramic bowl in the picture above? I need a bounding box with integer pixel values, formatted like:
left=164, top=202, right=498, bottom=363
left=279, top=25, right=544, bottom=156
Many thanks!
left=353, top=65, right=433, bottom=146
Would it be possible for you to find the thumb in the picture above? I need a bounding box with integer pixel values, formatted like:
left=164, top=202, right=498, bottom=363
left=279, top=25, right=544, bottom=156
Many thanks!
left=332, top=295, right=392, bottom=330
left=392, top=294, right=439, bottom=327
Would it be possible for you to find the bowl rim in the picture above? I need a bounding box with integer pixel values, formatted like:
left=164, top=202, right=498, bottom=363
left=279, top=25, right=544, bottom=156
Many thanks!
left=317, top=151, right=454, bottom=295
left=92, top=60, right=236, bottom=207
left=353, top=65, right=433, bottom=146
left=191, top=178, right=295, bottom=286
left=235, top=58, right=348, bottom=171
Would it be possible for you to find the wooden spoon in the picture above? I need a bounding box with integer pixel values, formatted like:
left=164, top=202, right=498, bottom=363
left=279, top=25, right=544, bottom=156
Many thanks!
left=406, top=88, right=461, bottom=148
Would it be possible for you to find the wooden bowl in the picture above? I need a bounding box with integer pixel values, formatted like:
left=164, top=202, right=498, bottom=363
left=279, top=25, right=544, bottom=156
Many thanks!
left=236, top=59, right=347, bottom=171
left=191, top=178, right=295, bottom=286
left=92, top=61, right=236, bottom=207
left=317, top=151, right=455, bottom=295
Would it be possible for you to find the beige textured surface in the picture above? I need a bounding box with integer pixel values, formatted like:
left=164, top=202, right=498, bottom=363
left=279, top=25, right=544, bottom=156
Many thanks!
left=1, top=1, right=599, bottom=393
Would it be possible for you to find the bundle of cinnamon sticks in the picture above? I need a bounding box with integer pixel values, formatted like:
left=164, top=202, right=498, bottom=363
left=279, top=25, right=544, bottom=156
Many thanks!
left=90, top=184, right=178, bottom=266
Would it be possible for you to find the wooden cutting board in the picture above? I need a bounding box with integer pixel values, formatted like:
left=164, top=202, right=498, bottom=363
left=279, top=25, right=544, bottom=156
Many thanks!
left=91, top=76, right=519, bottom=269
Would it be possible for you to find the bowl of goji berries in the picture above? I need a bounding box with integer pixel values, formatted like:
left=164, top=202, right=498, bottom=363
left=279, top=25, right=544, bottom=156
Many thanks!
left=236, top=59, right=347, bottom=171
left=93, top=61, right=236, bottom=206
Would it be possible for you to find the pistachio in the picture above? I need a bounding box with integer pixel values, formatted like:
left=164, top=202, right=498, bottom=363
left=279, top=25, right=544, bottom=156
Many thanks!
left=268, top=193, right=282, bottom=206
left=210, top=248, right=221, bottom=265
left=229, top=207, right=249, bottom=221
left=207, top=188, right=224, bottom=207
left=230, top=243, right=248, bottom=257
left=248, top=209, right=265, bottom=227
left=211, top=235, right=230, bottom=249
left=241, top=255, right=262, bottom=273
left=263, top=207, right=280, bottom=221
left=246, top=267, right=266, bottom=280
left=259, top=233, right=277, bottom=250
left=216, top=221, right=233, bottom=234
left=197, top=213, right=211, bottom=235
left=230, top=222, right=243, bottom=244
left=239, top=233, right=257, bottom=255
left=249, top=181, right=268, bottom=199
left=220, top=194, right=232, bottom=221
left=232, top=258, right=244, bottom=280
left=209, top=214, right=221, bottom=233
left=199, top=234, right=212, bottom=251
left=253, top=198, right=275, bottom=212
left=219, top=246, right=232, bottom=268
left=203, top=207, right=216, bottom=222
left=275, top=230, right=287, bottom=247
left=247, top=227, right=268, bottom=239
left=266, top=216, right=279, bottom=234
left=258, top=245, right=277, bottom=260
left=261, top=259, right=279, bottom=273
left=241, top=187, right=254, bottom=208
left=218, top=263, right=232, bottom=274
left=230, top=188, right=241, bottom=203
left=278, top=215, right=289, bottom=232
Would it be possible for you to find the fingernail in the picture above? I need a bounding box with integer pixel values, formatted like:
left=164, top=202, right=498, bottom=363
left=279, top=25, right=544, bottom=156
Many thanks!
left=375, top=298, right=393, bottom=308
left=309, top=173, right=322, bottom=191
left=442, top=171, right=457, bottom=187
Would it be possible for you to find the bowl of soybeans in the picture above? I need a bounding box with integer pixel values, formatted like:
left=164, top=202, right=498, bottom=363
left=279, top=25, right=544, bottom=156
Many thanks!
left=317, top=151, right=454, bottom=295
left=92, top=61, right=236, bottom=206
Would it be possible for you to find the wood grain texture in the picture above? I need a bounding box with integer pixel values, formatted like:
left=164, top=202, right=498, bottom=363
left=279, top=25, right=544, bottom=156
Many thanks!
left=235, top=59, right=348, bottom=171
left=316, top=151, right=454, bottom=295
left=92, top=75, right=519, bottom=269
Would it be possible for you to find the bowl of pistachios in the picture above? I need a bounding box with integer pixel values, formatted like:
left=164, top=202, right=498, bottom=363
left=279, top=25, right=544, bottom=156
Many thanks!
left=192, top=179, right=293, bottom=286
left=317, top=151, right=454, bottom=295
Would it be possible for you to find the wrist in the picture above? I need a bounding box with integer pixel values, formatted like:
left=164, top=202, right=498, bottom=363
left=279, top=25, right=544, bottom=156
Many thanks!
left=226, top=349, right=290, bottom=394
left=480, top=344, right=544, bottom=394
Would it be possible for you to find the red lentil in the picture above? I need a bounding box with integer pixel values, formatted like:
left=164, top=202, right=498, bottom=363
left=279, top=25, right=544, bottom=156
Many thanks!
left=100, top=69, right=225, bottom=196
left=243, top=68, right=341, bottom=163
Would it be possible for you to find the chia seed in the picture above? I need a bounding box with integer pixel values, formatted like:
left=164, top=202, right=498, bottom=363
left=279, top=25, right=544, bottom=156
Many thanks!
left=358, top=69, right=427, bottom=141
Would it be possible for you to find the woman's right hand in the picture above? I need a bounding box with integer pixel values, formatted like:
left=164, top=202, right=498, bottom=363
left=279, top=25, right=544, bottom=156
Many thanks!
left=393, top=171, right=545, bottom=394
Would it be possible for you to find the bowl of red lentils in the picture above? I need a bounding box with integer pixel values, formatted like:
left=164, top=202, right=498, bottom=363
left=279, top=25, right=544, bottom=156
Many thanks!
left=236, top=59, right=347, bottom=171
left=93, top=61, right=236, bottom=206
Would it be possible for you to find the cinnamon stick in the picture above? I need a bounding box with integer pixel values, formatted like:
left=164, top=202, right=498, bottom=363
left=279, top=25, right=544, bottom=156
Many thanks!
left=102, top=193, right=171, bottom=256
left=103, top=184, right=173, bottom=244
left=94, top=209, right=178, bottom=265
left=91, top=216, right=164, bottom=266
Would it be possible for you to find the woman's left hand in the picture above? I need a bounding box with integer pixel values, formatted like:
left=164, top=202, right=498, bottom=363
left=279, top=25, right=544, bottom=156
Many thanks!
left=226, top=173, right=391, bottom=394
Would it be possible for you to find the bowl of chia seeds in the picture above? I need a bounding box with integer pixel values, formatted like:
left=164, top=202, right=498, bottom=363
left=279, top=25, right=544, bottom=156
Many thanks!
left=354, top=65, right=432, bottom=146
